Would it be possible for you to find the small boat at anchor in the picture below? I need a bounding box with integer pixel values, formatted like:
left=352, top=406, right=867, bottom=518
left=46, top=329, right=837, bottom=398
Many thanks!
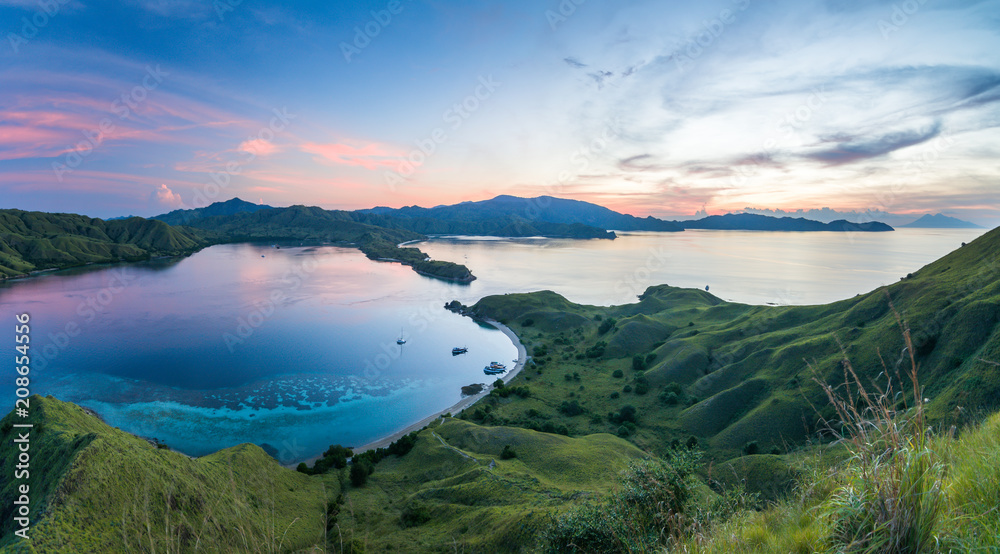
left=452, top=347, right=468, bottom=355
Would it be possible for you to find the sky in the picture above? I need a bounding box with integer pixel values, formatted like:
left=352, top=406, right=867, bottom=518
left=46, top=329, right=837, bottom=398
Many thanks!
left=1, top=0, right=999, bottom=225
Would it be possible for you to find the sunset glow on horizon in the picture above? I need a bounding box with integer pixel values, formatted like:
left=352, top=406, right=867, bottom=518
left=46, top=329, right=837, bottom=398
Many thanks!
left=2, top=0, right=999, bottom=225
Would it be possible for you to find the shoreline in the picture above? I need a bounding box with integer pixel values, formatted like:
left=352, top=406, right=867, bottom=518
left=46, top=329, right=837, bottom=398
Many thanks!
left=286, top=317, right=527, bottom=468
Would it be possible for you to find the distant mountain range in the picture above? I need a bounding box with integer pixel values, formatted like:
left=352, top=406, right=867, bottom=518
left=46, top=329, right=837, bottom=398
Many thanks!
left=899, top=213, right=985, bottom=229
left=0, top=195, right=906, bottom=281
left=362, top=195, right=682, bottom=234
left=740, top=207, right=982, bottom=228
left=155, top=198, right=274, bottom=226
left=679, top=213, right=893, bottom=232
left=359, top=195, right=894, bottom=234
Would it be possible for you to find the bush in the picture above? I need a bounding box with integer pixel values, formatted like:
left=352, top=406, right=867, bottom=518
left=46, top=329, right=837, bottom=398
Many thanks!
left=611, top=405, right=638, bottom=425
left=559, top=400, right=584, bottom=416
left=661, top=391, right=679, bottom=405
left=623, top=385, right=632, bottom=393
left=312, top=444, right=355, bottom=474
left=817, top=316, right=945, bottom=553
left=542, top=452, right=702, bottom=552
left=632, top=355, right=646, bottom=371
left=350, top=458, right=373, bottom=487
left=633, top=377, right=649, bottom=395
left=612, top=369, right=624, bottom=378
left=500, top=444, right=517, bottom=459
left=598, top=318, right=616, bottom=335
left=522, top=318, right=534, bottom=327
left=586, top=341, right=607, bottom=358
left=742, top=441, right=759, bottom=456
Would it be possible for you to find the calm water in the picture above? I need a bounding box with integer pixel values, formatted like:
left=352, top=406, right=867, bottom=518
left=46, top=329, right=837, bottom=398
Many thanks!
left=1, top=244, right=516, bottom=463
left=0, top=228, right=987, bottom=462
left=423, top=228, right=989, bottom=306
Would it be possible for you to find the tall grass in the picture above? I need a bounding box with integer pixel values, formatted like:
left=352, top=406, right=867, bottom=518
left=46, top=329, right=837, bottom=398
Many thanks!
left=811, top=304, right=945, bottom=553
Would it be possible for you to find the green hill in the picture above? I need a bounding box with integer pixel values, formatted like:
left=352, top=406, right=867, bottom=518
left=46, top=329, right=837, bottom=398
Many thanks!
left=461, top=225, right=1000, bottom=459
left=0, top=210, right=212, bottom=279
left=0, top=395, right=331, bottom=552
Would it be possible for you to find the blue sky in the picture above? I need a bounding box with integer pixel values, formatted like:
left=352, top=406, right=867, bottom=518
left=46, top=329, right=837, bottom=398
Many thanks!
left=1, top=0, right=999, bottom=225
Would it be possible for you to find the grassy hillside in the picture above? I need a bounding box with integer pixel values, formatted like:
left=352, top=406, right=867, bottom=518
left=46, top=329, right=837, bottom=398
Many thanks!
left=4, top=217, right=998, bottom=551
left=458, top=225, right=1000, bottom=462
left=326, top=417, right=650, bottom=552
left=0, top=395, right=335, bottom=552
left=0, top=210, right=213, bottom=279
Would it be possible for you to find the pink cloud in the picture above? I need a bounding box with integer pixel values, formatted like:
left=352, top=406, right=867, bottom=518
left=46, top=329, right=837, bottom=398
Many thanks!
left=239, top=138, right=279, bottom=157
left=299, top=141, right=405, bottom=170
left=151, top=183, right=185, bottom=208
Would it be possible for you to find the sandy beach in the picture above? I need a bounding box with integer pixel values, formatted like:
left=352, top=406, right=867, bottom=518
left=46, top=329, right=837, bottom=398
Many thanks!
left=287, top=317, right=527, bottom=468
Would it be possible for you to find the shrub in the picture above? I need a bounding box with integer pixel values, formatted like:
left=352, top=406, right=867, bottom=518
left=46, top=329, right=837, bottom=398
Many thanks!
left=632, top=355, right=646, bottom=371
left=633, top=377, right=650, bottom=396
left=559, top=400, right=584, bottom=416
left=623, top=385, right=632, bottom=393
left=609, top=392, right=620, bottom=399
left=586, top=341, right=607, bottom=358
left=644, top=353, right=657, bottom=366
left=522, top=318, right=534, bottom=327
left=350, top=458, right=373, bottom=487
left=312, top=444, right=354, bottom=474
left=598, top=318, right=616, bottom=335
left=661, top=391, right=680, bottom=405
left=494, top=378, right=505, bottom=389
left=612, top=369, right=624, bottom=378
left=542, top=452, right=702, bottom=552
left=816, top=310, right=945, bottom=554
left=742, top=441, right=759, bottom=456
left=500, top=445, right=517, bottom=460
left=611, top=405, right=638, bottom=425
